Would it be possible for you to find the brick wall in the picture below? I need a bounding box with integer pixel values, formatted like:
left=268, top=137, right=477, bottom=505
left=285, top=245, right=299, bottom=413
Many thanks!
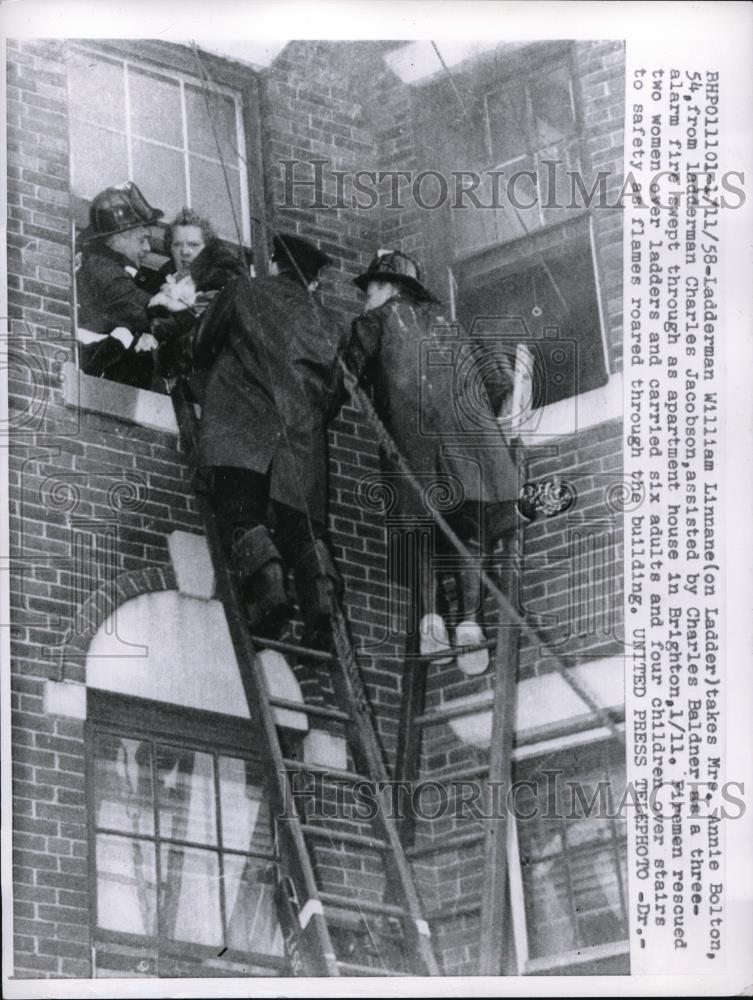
left=376, top=40, right=627, bottom=974
left=7, top=39, right=89, bottom=978
left=262, top=41, right=412, bottom=763
left=6, top=36, right=625, bottom=979
left=6, top=39, right=209, bottom=978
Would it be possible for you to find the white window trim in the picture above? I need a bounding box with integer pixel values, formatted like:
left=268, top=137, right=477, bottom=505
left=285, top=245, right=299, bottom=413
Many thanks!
left=67, top=43, right=251, bottom=245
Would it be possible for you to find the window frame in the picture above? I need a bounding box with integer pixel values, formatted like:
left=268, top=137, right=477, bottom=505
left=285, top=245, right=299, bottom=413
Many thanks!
left=415, top=43, right=620, bottom=437
left=450, top=212, right=612, bottom=423
left=476, top=55, right=581, bottom=237
left=85, top=690, right=289, bottom=977
left=64, top=39, right=268, bottom=413
left=67, top=41, right=253, bottom=247
left=508, top=728, right=630, bottom=975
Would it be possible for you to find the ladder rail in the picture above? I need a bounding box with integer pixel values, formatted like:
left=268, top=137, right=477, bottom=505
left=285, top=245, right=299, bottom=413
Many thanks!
left=172, top=378, right=440, bottom=977
left=478, top=564, right=521, bottom=976
left=171, top=381, right=339, bottom=977
left=328, top=605, right=440, bottom=975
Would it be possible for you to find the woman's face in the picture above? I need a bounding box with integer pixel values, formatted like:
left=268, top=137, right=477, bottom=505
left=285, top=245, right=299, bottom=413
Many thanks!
left=171, top=225, right=206, bottom=273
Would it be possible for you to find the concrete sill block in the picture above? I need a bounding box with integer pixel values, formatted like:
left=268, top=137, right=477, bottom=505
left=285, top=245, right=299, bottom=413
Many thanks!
left=62, top=361, right=178, bottom=435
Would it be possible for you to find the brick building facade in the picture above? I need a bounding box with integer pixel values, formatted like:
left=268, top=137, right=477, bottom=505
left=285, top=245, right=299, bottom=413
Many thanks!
left=6, top=37, right=628, bottom=979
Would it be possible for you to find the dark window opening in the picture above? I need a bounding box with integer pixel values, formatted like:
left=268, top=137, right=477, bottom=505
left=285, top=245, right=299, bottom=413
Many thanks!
left=456, top=219, right=608, bottom=408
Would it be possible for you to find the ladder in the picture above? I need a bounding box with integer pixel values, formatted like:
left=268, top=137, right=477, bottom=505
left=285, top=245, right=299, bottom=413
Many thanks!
left=171, top=378, right=440, bottom=978
left=394, top=539, right=521, bottom=977
left=393, top=521, right=625, bottom=976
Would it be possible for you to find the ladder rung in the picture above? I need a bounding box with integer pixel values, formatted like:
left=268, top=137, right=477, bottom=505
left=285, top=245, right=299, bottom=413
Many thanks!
left=418, top=637, right=496, bottom=663
left=337, top=960, right=412, bottom=976
left=299, top=824, right=389, bottom=851
left=406, top=830, right=484, bottom=859
left=320, top=891, right=406, bottom=918
left=268, top=697, right=350, bottom=723
left=250, top=634, right=336, bottom=662
left=415, top=693, right=493, bottom=727
left=283, top=758, right=368, bottom=784
left=427, top=899, right=482, bottom=921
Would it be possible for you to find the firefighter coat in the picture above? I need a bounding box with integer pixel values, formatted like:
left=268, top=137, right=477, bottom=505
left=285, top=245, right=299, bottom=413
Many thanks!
left=76, top=243, right=156, bottom=389
left=195, top=272, right=343, bottom=524
left=340, top=294, right=520, bottom=528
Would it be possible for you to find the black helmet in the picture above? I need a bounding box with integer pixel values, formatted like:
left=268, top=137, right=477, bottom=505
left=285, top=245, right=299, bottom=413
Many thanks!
left=272, top=233, right=332, bottom=284
left=78, top=181, right=163, bottom=244
left=353, top=249, right=438, bottom=302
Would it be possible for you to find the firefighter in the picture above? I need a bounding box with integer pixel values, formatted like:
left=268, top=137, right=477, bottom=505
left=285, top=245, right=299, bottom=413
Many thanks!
left=341, top=250, right=522, bottom=674
left=76, top=181, right=167, bottom=389
left=193, top=233, right=345, bottom=644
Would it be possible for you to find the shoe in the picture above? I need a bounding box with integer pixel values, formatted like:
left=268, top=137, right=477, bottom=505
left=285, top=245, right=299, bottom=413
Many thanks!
left=454, top=620, right=489, bottom=676
left=419, top=613, right=452, bottom=664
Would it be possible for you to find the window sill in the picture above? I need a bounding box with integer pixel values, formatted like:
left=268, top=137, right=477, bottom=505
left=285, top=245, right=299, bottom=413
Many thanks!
left=524, top=938, right=630, bottom=975
left=62, top=361, right=178, bottom=435
left=504, top=371, right=622, bottom=447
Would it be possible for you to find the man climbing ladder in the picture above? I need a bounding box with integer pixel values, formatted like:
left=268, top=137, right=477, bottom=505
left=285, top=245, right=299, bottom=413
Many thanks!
left=192, top=233, right=345, bottom=645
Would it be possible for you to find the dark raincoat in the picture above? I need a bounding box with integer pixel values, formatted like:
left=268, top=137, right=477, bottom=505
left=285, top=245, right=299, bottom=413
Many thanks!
left=195, top=272, right=344, bottom=524
left=76, top=243, right=156, bottom=389
left=340, top=295, right=520, bottom=527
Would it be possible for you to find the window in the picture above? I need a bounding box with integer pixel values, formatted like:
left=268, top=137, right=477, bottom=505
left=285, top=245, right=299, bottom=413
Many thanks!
left=512, top=737, right=629, bottom=973
left=68, top=47, right=250, bottom=244
left=88, top=693, right=287, bottom=978
left=431, top=56, right=581, bottom=256
left=422, top=50, right=611, bottom=411
left=455, top=217, right=609, bottom=407
left=66, top=43, right=256, bottom=397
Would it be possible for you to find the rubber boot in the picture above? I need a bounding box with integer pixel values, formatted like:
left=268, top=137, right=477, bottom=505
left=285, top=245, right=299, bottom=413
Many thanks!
left=231, top=525, right=293, bottom=637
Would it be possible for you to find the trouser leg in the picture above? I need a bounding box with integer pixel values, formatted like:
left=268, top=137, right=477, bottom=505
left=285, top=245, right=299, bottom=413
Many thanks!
left=210, top=467, right=291, bottom=632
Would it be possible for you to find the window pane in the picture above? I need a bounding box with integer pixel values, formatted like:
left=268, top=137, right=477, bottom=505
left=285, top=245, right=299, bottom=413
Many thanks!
left=189, top=157, right=243, bottom=243
left=160, top=845, right=222, bottom=947
left=539, top=141, right=581, bottom=225
left=517, top=743, right=628, bottom=960
left=93, top=734, right=154, bottom=835
left=224, top=855, right=284, bottom=956
left=185, top=84, right=239, bottom=162
left=96, top=833, right=157, bottom=937
left=525, top=857, right=577, bottom=957
left=128, top=67, right=183, bottom=147
left=219, top=756, right=272, bottom=854
left=132, top=138, right=187, bottom=223
left=70, top=120, right=128, bottom=200
left=530, top=65, right=576, bottom=146
left=68, top=52, right=125, bottom=129
left=450, top=156, right=536, bottom=255
left=573, top=842, right=628, bottom=947
left=487, top=83, right=529, bottom=164
left=157, top=746, right=217, bottom=846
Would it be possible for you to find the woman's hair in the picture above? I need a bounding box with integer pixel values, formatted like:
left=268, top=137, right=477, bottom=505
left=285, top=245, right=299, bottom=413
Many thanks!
left=167, top=207, right=216, bottom=246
